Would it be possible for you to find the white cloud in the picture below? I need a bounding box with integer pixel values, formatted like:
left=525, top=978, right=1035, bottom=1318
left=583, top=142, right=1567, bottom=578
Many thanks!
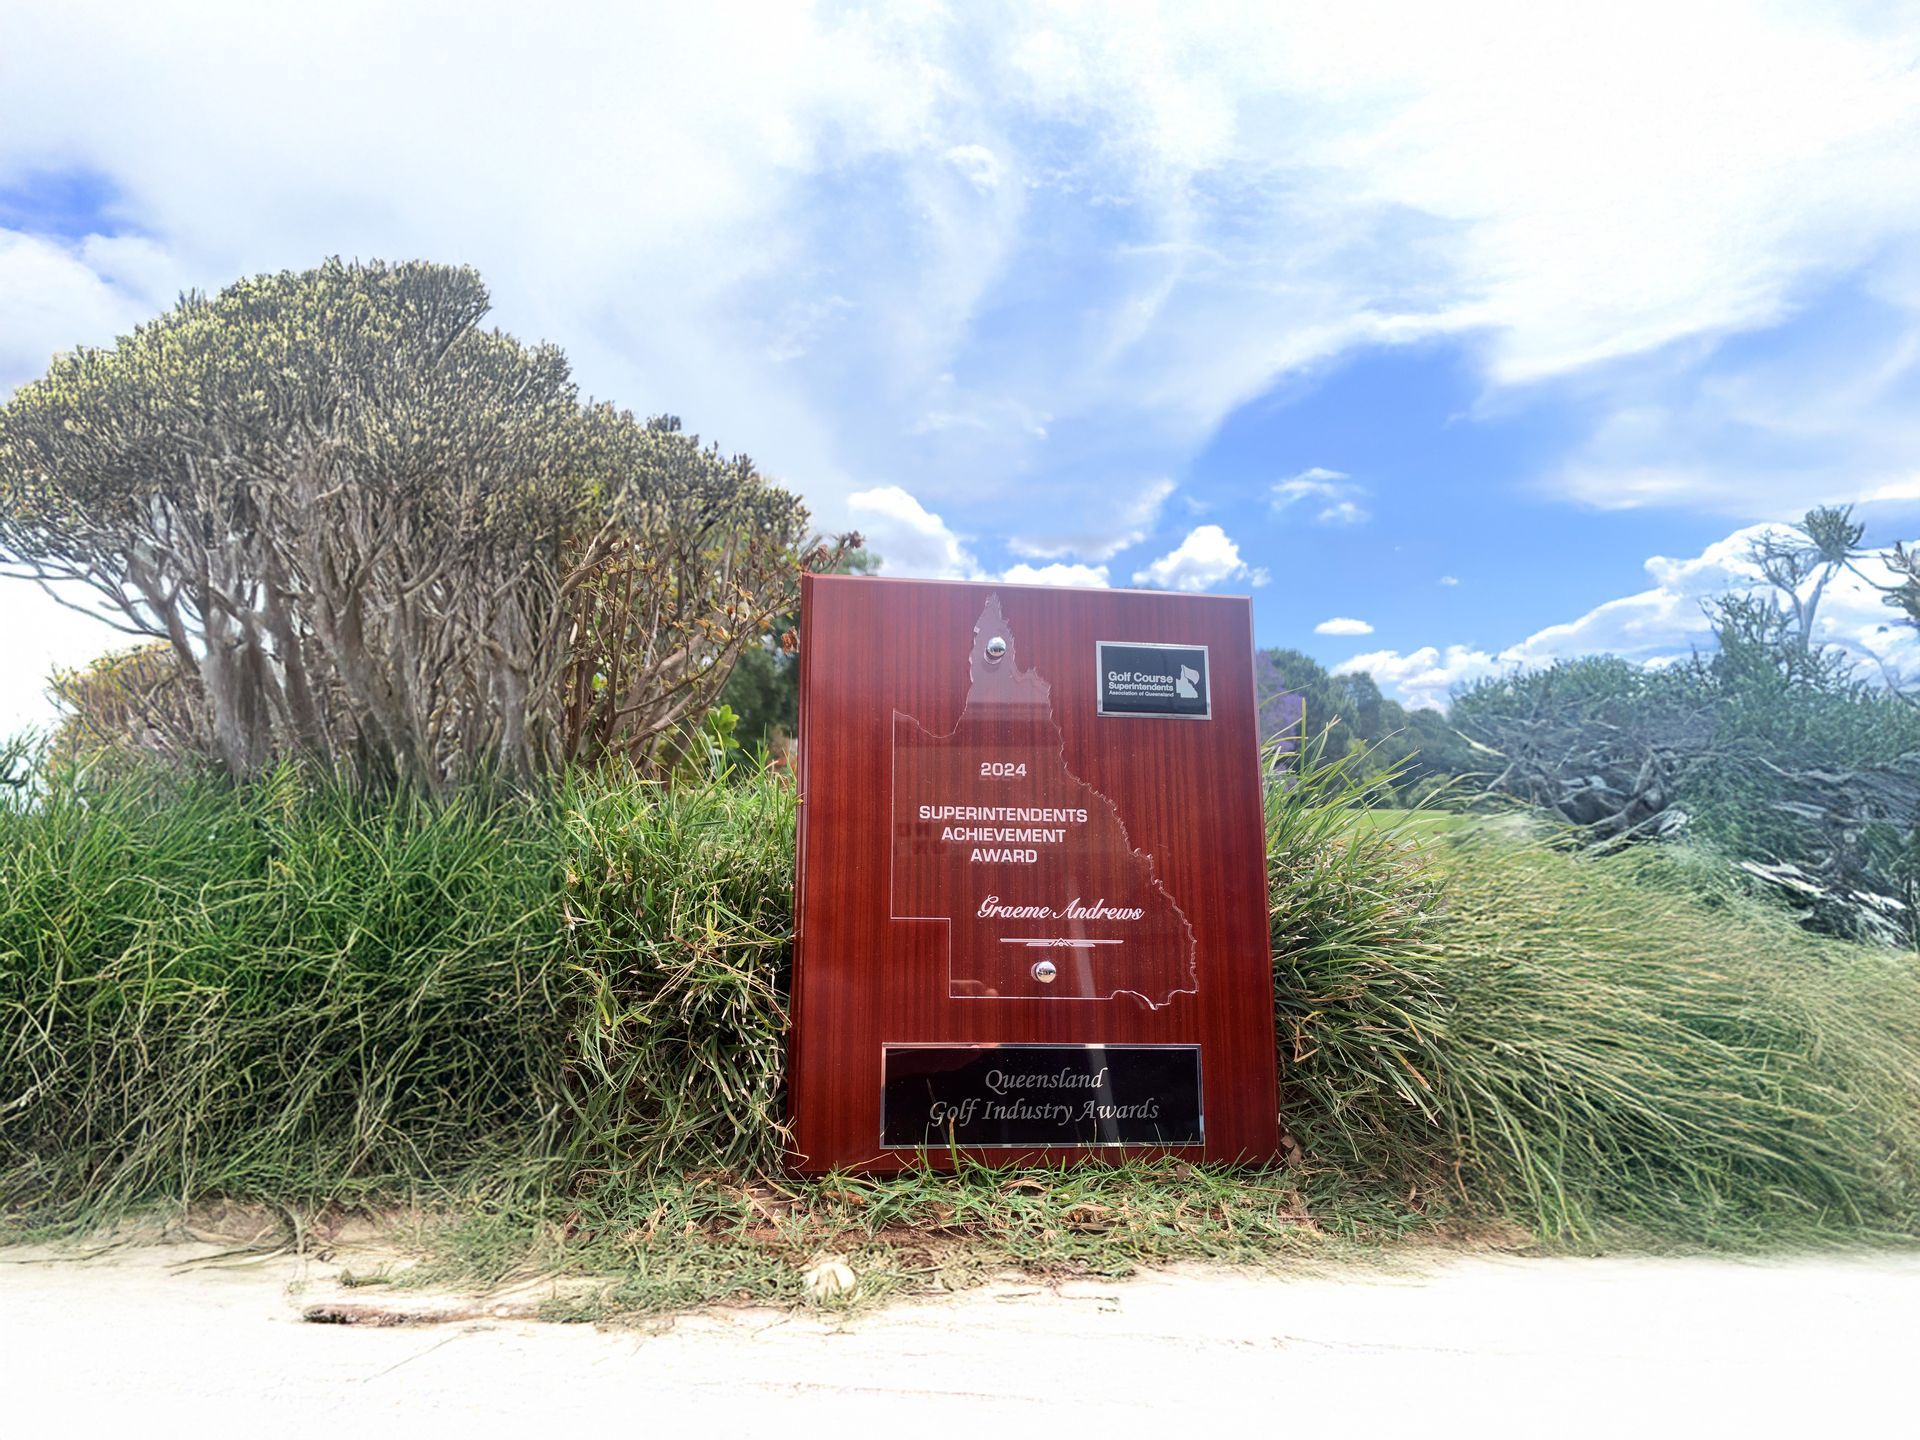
left=0, top=231, right=176, bottom=396
left=1273, top=467, right=1371, bottom=526
left=8, top=4, right=1920, bottom=723
left=943, top=144, right=1004, bottom=191
left=1314, top=617, right=1374, bottom=636
left=1000, top=562, right=1109, bottom=588
left=1548, top=303, right=1920, bottom=514
left=3, top=1, right=1914, bottom=537
left=1272, top=467, right=1347, bottom=506
left=1009, top=477, right=1175, bottom=562
left=1336, top=645, right=1506, bottom=712
left=995, top=1, right=1920, bottom=467
left=1131, top=525, right=1268, bottom=593
left=1316, top=500, right=1370, bottom=526
left=1437, top=575, right=1460, bottom=587
left=1342, top=522, right=1920, bottom=708
left=848, top=485, right=986, bottom=581
left=848, top=488, right=1114, bottom=589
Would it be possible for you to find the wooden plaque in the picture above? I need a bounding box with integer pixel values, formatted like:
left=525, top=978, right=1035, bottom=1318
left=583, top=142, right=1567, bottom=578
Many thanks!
left=789, top=575, right=1279, bottom=1172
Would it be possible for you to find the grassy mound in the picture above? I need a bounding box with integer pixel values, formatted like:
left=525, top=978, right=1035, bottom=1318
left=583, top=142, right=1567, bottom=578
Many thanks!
left=0, top=761, right=800, bottom=1223
left=0, top=764, right=565, bottom=1214
left=4, top=746, right=1918, bottom=1263
left=554, top=769, right=795, bottom=1180
left=1432, top=836, right=1920, bottom=1245
left=1267, top=741, right=1920, bottom=1245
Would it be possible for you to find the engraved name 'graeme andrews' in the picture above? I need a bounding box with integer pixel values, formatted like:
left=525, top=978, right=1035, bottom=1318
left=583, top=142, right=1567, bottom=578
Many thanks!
left=977, top=895, right=1145, bottom=922
left=915, top=803, right=1089, bottom=865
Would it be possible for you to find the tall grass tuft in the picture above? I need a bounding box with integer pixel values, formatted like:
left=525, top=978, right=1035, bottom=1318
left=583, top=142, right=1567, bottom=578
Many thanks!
left=1265, top=736, right=1454, bottom=1198
left=6, top=739, right=1920, bottom=1255
left=1266, top=735, right=1920, bottom=1245
left=0, top=761, right=564, bottom=1219
left=551, top=767, right=795, bottom=1183
left=1432, top=835, right=1920, bottom=1245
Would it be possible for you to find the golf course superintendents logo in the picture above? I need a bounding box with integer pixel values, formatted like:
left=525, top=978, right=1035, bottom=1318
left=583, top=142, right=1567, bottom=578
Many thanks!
left=1095, top=640, right=1211, bottom=719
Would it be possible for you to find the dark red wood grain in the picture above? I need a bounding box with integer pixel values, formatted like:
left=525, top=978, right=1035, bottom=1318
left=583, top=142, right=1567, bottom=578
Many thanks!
left=789, top=574, right=1280, bottom=1172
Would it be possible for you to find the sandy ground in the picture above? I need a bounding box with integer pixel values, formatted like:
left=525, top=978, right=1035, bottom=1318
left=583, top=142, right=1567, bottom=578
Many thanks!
left=2, top=1242, right=1916, bottom=1433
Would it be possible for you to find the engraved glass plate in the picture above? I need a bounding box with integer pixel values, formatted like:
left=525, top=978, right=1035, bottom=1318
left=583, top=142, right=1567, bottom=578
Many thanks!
left=890, top=595, right=1199, bottom=1008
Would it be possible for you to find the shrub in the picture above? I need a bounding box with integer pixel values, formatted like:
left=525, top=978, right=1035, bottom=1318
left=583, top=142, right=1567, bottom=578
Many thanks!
left=1270, top=731, right=1920, bottom=1244
left=1454, top=644, right=1920, bottom=939
left=1266, top=736, right=1454, bottom=1196
left=1431, top=834, right=1920, bottom=1244
left=5, top=743, right=1919, bottom=1254
left=551, top=767, right=796, bottom=1182
left=0, top=762, right=565, bottom=1217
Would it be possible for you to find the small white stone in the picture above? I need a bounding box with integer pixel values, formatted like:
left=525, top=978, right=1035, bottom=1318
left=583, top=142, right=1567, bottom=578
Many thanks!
left=802, top=1255, right=857, bottom=1301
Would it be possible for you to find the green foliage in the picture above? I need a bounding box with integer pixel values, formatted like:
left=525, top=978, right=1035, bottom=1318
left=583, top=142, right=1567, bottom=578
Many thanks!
left=1269, top=739, right=1920, bottom=1244
left=411, top=1160, right=1375, bottom=1317
left=0, top=258, right=816, bottom=791
left=1430, top=833, right=1920, bottom=1244
left=557, top=416, right=819, bottom=773
left=1455, top=646, right=1920, bottom=926
left=715, top=544, right=878, bottom=753
left=0, top=762, right=566, bottom=1217
left=1266, top=734, right=1453, bottom=1190
left=0, top=759, right=800, bottom=1222
left=1451, top=506, right=1920, bottom=933
left=552, top=765, right=795, bottom=1181
left=714, top=643, right=794, bottom=755
left=6, top=742, right=1920, bottom=1262
left=1255, top=648, right=1480, bottom=799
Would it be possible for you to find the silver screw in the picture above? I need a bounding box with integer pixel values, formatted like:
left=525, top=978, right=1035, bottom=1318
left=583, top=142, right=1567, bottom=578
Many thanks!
left=985, top=635, right=1008, bottom=661
left=1031, top=959, right=1057, bottom=983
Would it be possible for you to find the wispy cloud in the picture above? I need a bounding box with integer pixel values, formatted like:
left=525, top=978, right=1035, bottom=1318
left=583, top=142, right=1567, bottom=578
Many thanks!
left=1009, top=477, right=1175, bottom=562
left=7, top=2, right=1917, bottom=530
left=1272, top=467, right=1371, bottom=526
left=7, top=3, right=1920, bottom=725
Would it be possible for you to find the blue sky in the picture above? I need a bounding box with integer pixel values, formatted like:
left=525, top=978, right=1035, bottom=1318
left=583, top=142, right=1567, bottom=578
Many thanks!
left=6, top=1, right=1920, bottom=726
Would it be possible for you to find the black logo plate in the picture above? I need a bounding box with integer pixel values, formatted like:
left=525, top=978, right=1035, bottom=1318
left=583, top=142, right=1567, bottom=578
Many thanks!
left=1096, top=641, right=1211, bottom=718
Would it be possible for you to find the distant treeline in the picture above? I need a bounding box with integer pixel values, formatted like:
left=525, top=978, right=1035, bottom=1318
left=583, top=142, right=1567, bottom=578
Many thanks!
left=1255, top=648, right=1481, bottom=799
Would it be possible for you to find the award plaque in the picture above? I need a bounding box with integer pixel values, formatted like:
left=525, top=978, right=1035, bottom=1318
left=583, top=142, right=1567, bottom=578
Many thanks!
left=789, top=575, right=1280, bottom=1170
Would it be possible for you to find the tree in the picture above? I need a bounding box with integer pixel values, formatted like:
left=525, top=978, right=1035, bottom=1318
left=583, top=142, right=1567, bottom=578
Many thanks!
left=45, top=642, right=190, bottom=771
left=1253, top=647, right=1478, bottom=794
left=555, top=415, right=831, bottom=770
left=1742, top=504, right=1865, bottom=656
left=1452, top=516, right=1920, bottom=942
left=715, top=544, right=876, bottom=754
left=0, top=259, right=824, bottom=791
left=1453, top=657, right=1716, bottom=840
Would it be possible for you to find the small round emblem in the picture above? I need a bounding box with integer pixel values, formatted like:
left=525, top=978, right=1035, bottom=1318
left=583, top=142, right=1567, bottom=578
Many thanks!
left=1031, top=959, right=1057, bottom=983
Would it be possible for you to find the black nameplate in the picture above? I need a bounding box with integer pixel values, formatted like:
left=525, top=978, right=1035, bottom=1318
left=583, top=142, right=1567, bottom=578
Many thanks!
left=1096, top=641, right=1211, bottom=718
left=882, top=1044, right=1203, bottom=1149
